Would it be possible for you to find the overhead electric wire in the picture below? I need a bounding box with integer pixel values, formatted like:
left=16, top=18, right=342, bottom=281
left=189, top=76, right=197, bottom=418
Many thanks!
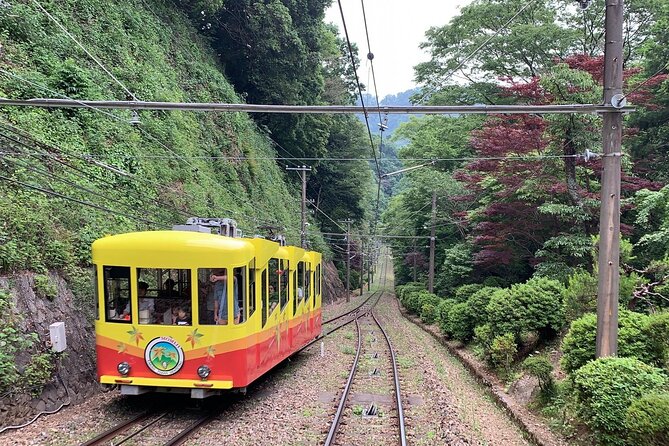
left=31, top=0, right=139, bottom=101
left=335, top=0, right=381, bottom=180
left=0, top=123, right=195, bottom=221
left=0, top=173, right=158, bottom=226
left=0, top=70, right=264, bottom=229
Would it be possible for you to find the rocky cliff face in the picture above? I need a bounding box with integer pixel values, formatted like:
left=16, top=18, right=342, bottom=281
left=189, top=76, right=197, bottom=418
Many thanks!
left=0, top=272, right=99, bottom=427
left=322, top=261, right=345, bottom=304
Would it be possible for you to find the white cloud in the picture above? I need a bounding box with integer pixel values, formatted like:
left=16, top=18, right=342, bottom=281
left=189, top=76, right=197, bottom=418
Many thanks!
left=325, top=0, right=472, bottom=98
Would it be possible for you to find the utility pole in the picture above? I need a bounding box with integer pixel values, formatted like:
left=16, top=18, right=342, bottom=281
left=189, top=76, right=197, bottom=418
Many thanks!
left=428, top=191, right=437, bottom=293
left=342, top=219, right=353, bottom=302
left=359, top=240, right=364, bottom=296
left=286, top=165, right=311, bottom=249
left=412, top=238, right=417, bottom=282
left=367, top=244, right=371, bottom=291
left=596, top=0, right=624, bottom=358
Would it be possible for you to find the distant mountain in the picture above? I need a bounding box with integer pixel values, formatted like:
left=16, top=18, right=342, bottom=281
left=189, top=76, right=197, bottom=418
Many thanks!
left=356, top=88, right=419, bottom=136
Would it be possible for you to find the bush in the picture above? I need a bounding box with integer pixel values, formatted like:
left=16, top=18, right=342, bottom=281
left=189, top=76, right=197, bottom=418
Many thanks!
left=454, top=283, right=483, bottom=302
left=486, top=277, right=564, bottom=341
left=562, top=269, right=597, bottom=322
left=625, top=393, right=669, bottom=446
left=561, top=310, right=662, bottom=374
left=474, top=323, right=493, bottom=351
left=573, top=357, right=667, bottom=445
left=522, top=355, right=554, bottom=395
left=644, top=311, right=669, bottom=367
left=466, top=286, right=500, bottom=327
left=489, top=333, right=517, bottom=377
left=33, top=274, right=58, bottom=300
left=420, top=302, right=439, bottom=324
left=437, top=298, right=457, bottom=335
left=447, top=302, right=474, bottom=342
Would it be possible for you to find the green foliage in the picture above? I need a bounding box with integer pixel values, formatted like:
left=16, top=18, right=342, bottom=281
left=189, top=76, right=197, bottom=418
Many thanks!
left=561, top=310, right=665, bottom=374
left=447, top=302, right=474, bottom=342
left=562, top=269, right=598, bottom=322
left=625, top=393, right=669, bottom=446
left=453, top=283, right=483, bottom=302
left=420, top=303, right=439, bottom=325
left=489, top=333, right=517, bottom=378
left=33, top=274, right=57, bottom=300
left=573, top=357, right=667, bottom=445
left=522, top=355, right=554, bottom=395
left=437, top=298, right=457, bottom=335
left=23, top=353, right=55, bottom=396
left=486, top=277, right=564, bottom=341
left=466, top=286, right=499, bottom=327
left=644, top=311, right=669, bottom=368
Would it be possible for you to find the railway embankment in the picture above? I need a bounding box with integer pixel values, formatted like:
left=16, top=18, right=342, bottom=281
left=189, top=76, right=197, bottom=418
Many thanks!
left=398, top=302, right=569, bottom=446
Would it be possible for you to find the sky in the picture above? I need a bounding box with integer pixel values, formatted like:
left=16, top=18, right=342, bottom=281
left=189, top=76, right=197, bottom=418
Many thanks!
left=325, top=0, right=473, bottom=99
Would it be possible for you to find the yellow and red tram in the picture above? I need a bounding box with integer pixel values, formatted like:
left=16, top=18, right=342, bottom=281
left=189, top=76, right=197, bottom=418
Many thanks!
left=92, top=220, right=322, bottom=398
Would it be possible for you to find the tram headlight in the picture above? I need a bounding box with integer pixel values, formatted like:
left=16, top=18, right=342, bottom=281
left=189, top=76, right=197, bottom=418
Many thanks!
left=197, top=365, right=211, bottom=380
left=117, top=361, right=131, bottom=376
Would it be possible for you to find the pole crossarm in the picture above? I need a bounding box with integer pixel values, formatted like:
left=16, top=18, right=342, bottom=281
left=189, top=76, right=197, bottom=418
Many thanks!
left=0, top=98, right=635, bottom=115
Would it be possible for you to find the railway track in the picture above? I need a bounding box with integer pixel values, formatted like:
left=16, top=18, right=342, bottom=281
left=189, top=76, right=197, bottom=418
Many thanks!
left=79, top=407, right=219, bottom=446
left=323, top=291, right=407, bottom=446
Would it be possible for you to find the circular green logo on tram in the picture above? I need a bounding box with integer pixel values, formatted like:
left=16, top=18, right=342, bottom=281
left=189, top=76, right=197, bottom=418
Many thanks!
left=144, top=337, right=185, bottom=376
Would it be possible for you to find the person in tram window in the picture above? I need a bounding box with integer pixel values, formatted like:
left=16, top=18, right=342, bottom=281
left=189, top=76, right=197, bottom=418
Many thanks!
left=174, top=306, right=190, bottom=325
left=211, top=269, right=240, bottom=324
left=161, top=278, right=177, bottom=298
left=123, top=281, right=152, bottom=318
left=198, top=279, right=216, bottom=324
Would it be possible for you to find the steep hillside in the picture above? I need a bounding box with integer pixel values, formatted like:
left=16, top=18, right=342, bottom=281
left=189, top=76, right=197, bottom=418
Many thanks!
left=0, top=0, right=342, bottom=425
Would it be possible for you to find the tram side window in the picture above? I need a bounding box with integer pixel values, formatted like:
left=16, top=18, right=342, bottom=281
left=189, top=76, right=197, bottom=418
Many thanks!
left=233, top=266, right=246, bottom=325
left=292, top=270, right=297, bottom=316
left=94, top=265, right=99, bottom=320
left=103, top=266, right=131, bottom=323
left=315, top=264, right=321, bottom=305
left=261, top=269, right=268, bottom=327
left=138, top=268, right=192, bottom=325
left=198, top=268, right=240, bottom=325
left=297, top=261, right=305, bottom=303
left=268, top=259, right=280, bottom=315
left=279, top=260, right=289, bottom=311
left=305, top=264, right=311, bottom=309
left=248, top=260, right=256, bottom=320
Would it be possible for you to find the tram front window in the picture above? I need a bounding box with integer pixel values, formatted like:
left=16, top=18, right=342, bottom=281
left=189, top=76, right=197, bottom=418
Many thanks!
left=137, top=268, right=192, bottom=325
left=103, top=266, right=131, bottom=323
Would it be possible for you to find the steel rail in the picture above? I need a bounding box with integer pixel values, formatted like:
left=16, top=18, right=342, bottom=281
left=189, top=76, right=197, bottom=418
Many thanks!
left=298, top=291, right=381, bottom=354
left=371, top=310, right=407, bottom=446
left=79, top=411, right=154, bottom=446
left=0, top=98, right=635, bottom=115
left=324, top=318, right=362, bottom=446
left=163, top=412, right=218, bottom=446
left=322, top=290, right=379, bottom=325
left=113, top=412, right=169, bottom=446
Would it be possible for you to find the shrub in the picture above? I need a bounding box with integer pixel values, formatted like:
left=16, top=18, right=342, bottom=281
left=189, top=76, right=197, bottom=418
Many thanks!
left=466, top=286, right=500, bottom=327
left=473, top=323, right=493, bottom=351
left=572, top=357, right=667, bottom=445
left=22, top=352, right=55, bottom=396
left=420, top=302, right=439, bottom=324
left=33, top=274, right=58, bottom=300
left=437, top=298, right=457, bottom=335
left=486, top=277, right=564, bottom=341
left=489, top=333, right=517, bottom=377
left=625, top=393, right=669, bottom=446
left=644, top=311, right=669, bottom=367
left=454, top=283, right=483, bottom=302
left=561, top=310, right=662, bottom=374
left=447, top=302, right=474, bottom=342
left=562, top=269, right=597, bottom=322
left=522, top=355, right=554, bottom=395
left=401, top=290, right=423, bottom=314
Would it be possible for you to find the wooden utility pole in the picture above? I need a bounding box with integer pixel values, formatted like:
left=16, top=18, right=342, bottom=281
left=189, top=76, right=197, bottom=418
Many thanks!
left=359, top=241, right=364, bottom=296
left=428, top=191, right=437, bottom=293
left=343, top=219, right=353, bottom=302
left=596, top=0, right=624, bottom=358
left=412, top=238, right=417, bottom=282
left=286, top=165, right=311, bottom=249
left=367, top=244, right=372, bottom=291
